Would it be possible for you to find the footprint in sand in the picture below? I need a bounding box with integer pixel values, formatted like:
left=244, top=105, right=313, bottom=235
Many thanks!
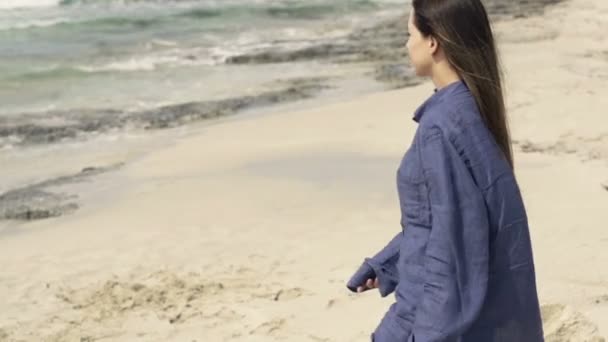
left=249, top=318, right=286, bottom=335
left=592, top=295, right=608, bottom=305
left=307, top=334, right=331, bottom=342
left=582, top=50, right=608, bottom=61
left=326, top=293, right=361, bottom=309
left=326, top=298, right=338, bottom=309
left=201, top=307, right=244, bottom=329
left=273, top=287, right=306, bottom=301
left=541, top=304, right=605, bottom=342
left=54, top=270, right=226, bottom=327
left=248, top=285, right=309, bottom=302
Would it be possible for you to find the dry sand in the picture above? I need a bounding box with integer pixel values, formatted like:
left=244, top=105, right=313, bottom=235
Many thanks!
left=1, top=0, right=608, bottom=341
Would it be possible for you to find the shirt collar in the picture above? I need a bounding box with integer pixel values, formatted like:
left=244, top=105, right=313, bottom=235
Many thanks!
left=413, top=80, right=467, bottom=123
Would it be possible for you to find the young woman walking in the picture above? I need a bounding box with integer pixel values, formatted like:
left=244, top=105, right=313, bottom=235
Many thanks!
left=347, top=1, right=544, bottom=341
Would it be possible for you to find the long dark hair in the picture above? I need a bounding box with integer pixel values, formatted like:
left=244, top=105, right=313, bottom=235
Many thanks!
left=412, top=0, right=513, bottom=169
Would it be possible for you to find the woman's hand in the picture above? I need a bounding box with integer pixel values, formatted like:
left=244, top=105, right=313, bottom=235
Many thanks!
left=347, top=262, right=378, bottom=293
left=357, top=277, right=379, bottom=293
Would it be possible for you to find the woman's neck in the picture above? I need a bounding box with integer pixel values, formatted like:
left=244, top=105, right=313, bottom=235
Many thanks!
left=431, top=62, right=461, bottom=90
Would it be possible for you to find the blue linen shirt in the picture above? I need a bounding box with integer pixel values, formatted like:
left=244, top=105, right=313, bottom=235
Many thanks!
left=347, top=80, right=544, bottom=342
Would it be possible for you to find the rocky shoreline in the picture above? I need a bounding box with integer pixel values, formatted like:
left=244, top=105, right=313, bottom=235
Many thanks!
left=0, top=0, right=565, bottom=151
left=225, top=0, right=565, bottom=84
left=0, top=77, right=329, bottom=148
left=0, top=0, right=566, bottom=223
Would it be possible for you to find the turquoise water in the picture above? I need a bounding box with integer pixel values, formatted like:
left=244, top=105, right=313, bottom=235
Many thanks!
left=0, top=0, right=407, bottom=115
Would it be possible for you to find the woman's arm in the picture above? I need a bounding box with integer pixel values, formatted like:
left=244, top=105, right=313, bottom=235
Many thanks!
left=347, top=232, right=401, bottom=297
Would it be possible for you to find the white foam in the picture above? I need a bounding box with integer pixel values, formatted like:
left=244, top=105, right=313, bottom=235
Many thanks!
left=75, top=48, right=219, bottom=73
left=0, top=17, right=73, bottom=31
left=77, top=59, right=157, bottom=72
left=0, top=0, right=59, bottom=10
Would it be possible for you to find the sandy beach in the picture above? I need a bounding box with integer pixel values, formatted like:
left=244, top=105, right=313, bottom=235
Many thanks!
left=1, top=0, right=608, bottom=341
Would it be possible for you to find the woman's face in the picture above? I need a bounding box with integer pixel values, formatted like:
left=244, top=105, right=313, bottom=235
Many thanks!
left=406, top=10, right=434, bottom=77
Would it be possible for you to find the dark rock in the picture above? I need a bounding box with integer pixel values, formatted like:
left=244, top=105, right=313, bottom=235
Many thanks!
left=0, top=78, right=328, bottom=148
left=81, top=167, right=99, bottom=173
left=224, top=0, right=564, bottom=67
left=0, top=189, right=78, bottom=221
left=226, top=42, right=362, bottom=64
left=372, top=63, right=423, bottom=89
left=0, top=164, right=122, bottom=221
left=138, top=78, right=328, bottom=130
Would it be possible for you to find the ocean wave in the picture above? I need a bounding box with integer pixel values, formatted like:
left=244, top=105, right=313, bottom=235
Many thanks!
left=0, top=0, right=59, bottom=10
left=0, top=17, right=72, bottom=30
left=57, top=0, right=388, bottom=8
left=0, top=15, right=166, bottom=33
left=9, top=66, right=92, bottom=81
left=176, top=2, right=381, bottom=21
left=75, top=52, right=218, bottom=72
left=6, top=48, right=220, bottom=81
left=58, top=0, right=204, bottom=5
left=1, top=0, right=385, bottom=32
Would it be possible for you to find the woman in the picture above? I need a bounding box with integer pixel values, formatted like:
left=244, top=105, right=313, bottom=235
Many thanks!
left=346, top=0, right=544, bottom=341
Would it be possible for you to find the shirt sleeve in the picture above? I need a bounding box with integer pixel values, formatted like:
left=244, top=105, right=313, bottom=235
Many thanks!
left=347, top=232, right=401, bottom=297
left=374, top=127, right=490, bottom=341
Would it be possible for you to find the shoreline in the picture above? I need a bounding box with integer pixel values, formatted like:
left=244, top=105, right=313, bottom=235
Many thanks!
left=0, top=0, right=570, bottom=225
left=1, top=0, right=608, bottom=340
left=0, top=0, right=565, bottom=150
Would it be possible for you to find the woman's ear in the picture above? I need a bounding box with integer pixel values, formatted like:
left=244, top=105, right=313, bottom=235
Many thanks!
left=429, top=35, right=439, bottom=55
